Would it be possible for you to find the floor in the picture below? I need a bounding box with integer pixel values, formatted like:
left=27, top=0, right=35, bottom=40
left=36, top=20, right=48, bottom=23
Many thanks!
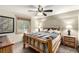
left=12, top=42, right=78, bottom=53
left=12, top=42, right=38, bottom=53
left=57, top=45, right=78, bottom=53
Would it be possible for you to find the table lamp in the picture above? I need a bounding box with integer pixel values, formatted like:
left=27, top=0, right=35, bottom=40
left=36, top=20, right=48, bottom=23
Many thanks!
left=66, top=25, right=72, bottom=35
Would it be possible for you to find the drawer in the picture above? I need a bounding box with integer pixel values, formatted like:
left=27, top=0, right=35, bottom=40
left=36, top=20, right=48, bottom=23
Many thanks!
left=64, top=41, right=75, bottom=48
left=64, top=37, right=75, bottom=42
left=0, top=45, right=13, bottom=53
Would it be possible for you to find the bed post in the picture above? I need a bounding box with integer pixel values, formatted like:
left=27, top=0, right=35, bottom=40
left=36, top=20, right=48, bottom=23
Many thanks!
left=23, top=33, right=29, bottom=48
left=23, top=33, right=26, bottom=48
left=47, top=39, right=52, bottom=53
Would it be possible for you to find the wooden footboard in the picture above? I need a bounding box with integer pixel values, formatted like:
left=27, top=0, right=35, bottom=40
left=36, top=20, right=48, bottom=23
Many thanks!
left=23, top=33, right=61, bottom=53
left=23, top=33, right=53, bottom=53
left=52, top=39, right=61, bottom=53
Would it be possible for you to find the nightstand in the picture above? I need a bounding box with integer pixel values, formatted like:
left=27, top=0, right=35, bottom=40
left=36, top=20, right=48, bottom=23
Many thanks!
left=63, top=36, right=77, bottom=48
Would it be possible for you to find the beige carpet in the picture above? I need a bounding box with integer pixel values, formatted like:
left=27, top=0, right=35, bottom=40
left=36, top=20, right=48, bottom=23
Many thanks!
left=57, top=45, right=78, bottom=53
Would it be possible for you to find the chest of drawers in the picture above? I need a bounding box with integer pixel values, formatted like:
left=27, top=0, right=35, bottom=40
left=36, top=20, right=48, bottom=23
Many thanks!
left=63, top=36, right=77, bottom=48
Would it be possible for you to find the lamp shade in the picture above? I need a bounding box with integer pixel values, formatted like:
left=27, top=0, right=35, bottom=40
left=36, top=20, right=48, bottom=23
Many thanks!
left=66, top=25, right=72, bottom=29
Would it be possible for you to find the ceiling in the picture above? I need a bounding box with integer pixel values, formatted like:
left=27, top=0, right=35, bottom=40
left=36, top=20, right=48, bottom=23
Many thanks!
left=0, top=5, right=79, bottom=17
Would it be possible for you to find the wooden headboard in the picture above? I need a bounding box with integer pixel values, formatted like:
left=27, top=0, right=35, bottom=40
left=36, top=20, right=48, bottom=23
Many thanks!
left=43, top=27, right=60, bottom=31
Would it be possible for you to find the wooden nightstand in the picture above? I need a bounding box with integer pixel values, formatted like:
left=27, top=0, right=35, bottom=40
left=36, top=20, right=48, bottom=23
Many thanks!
left=63, top=36, right=77, bottom=48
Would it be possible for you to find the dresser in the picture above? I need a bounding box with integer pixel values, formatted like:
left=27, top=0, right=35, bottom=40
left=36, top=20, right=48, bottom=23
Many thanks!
left=63, top=36, right=77, bottom=48
left=0, top=36, right=13, bottom=53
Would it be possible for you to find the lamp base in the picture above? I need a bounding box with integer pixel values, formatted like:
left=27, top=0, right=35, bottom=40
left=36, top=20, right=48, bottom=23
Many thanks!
left=68, top=30, right=71, bottom=35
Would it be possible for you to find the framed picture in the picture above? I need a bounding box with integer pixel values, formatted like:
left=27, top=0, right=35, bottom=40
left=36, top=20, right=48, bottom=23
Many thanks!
left=0, top=16, right=14, bottom=34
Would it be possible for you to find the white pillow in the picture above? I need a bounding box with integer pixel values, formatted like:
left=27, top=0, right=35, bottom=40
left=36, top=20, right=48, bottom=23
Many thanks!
left=43, top=29, right=48, bottom=32
left=48, top=29, right=54, bottom=33
left=40, top=28, right=43, bottom=31
left=54, top=30, right=60, bottom=34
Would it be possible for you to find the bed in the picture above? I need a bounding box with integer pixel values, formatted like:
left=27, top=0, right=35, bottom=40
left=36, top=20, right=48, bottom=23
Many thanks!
left=23, top=27, right=61, bottom=53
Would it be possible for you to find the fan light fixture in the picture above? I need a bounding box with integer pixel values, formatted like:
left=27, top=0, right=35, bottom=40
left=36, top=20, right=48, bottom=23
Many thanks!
left=28, top=5, right=53, bottom=16
left=34, top=13, right=45, bottom=18
left=36, top=12, right=44, bottom=16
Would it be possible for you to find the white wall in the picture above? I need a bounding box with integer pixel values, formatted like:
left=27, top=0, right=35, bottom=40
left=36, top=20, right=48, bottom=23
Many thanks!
left=31, top=17, right=39, bottom=32
left=31, top=17, right=47, bottom=32
left=0, top=9, right=23, bottom=43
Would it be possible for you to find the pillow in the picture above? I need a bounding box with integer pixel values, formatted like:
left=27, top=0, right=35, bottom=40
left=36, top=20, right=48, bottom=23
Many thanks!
left=54, top=30, right=60, bottom=34
left=48, top=29, right=54, bottom=33
left=50, top=32, right=58, bottom=39
left=40, top=28, right=43, bottom=31
left=43, top=29, right=48, bottom=32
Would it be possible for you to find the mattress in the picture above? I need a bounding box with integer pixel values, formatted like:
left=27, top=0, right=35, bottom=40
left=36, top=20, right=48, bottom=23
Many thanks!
left=52, top=34, right=61, bottom=46
left=30, top=31, right=59, bottom=40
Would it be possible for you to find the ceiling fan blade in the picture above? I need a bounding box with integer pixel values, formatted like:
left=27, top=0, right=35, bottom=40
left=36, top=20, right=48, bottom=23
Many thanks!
left=44, top=10, right=53, bottom=12
left=28, top=10, right=37, bottom=12
left=25, top=5, right=37, bottom=9
left=43, top=13, right=47, bottom=16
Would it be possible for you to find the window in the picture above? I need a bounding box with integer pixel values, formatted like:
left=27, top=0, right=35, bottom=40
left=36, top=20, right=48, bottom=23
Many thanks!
left=16, top=18, right=31, bottom=34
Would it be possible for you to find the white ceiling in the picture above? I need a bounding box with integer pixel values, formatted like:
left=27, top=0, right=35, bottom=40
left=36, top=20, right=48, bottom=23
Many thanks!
left=0, top=5, right=79, bottom=17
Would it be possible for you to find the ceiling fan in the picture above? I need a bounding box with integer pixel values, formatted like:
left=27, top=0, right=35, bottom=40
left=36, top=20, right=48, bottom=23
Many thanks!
left=28, top=5, right=53, bottom=16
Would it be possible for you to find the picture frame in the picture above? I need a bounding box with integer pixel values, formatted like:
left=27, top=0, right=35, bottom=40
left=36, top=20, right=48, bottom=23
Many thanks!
left=0, top=16, right=14, bottom=34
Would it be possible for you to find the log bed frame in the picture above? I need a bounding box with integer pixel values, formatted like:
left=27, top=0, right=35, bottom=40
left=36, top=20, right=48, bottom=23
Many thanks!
left=23, top=27, right=61, bottom=53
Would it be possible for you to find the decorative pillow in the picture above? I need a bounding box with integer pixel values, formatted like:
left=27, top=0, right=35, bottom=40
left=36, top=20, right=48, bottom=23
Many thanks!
left=50, top=32, right=58, bottom=39
left=43, top=29, right=48, bottom=32
left=54, top=30, right=60, bottom=34
left=40, top=28, right=43, bottom=32
left=48, top=29, right=54, bottom=33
